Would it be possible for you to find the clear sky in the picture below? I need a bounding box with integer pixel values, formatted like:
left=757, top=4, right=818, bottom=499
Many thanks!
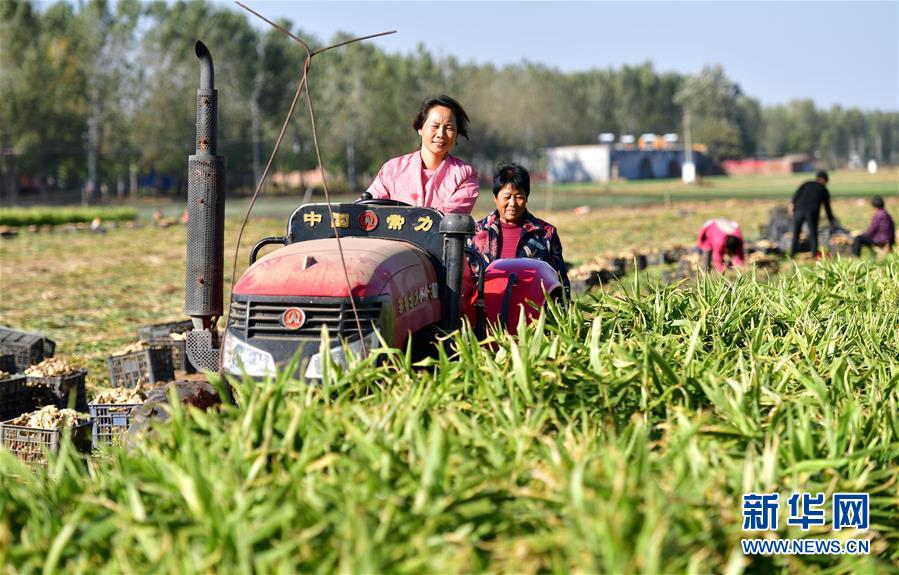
left=231, top=0, right=898, bottom=111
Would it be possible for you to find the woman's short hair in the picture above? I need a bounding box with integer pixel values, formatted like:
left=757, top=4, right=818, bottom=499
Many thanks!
left=725, top=235, right=742, bottom=254
left=413, top=95, right=470, bottom=140
left=871, top=195, right=885, bottom=209
left=493, top=163, right=531, bottom=197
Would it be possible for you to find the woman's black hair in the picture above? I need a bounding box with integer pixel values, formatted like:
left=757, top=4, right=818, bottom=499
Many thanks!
left=725, top=235, right=742, bottom=254
left=493, top=163, right=530, bottom=198
left=871, top=195, right=884, bottom=209
left=413, top=95, right=470, bottom=140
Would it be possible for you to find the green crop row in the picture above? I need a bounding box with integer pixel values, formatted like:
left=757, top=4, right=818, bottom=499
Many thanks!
left=1, top=256, right=897, bottom=573
left=0, top=207, right=138, bottom=227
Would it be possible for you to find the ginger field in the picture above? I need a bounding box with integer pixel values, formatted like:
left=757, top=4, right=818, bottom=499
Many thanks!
left=1, top=196, right=898, bottom=572
left=0, top=196, right=883, bottom=379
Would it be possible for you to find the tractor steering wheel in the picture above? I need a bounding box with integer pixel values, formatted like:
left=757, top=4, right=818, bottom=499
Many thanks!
left=354, top=193, right=411, bottom=208
left=354, top=198, right=412, bottom=207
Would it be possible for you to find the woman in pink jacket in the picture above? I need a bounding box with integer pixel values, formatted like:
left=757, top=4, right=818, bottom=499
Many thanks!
left=697, top=218, right=744, bottom=272
left=366, top=95, right=479, bottom=214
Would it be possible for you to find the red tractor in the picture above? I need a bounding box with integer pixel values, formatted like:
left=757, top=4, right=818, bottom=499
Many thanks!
left=183, top=42, right=562, bottom=377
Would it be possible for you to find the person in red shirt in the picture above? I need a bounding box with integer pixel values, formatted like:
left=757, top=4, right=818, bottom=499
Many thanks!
left=470, top=163, right=569, bottom=292
left=697, top=218, right=744, bottom=272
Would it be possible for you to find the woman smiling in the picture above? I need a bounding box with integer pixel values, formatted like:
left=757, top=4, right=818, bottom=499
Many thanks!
left=470, top=163, right=569, bottom=291
left=365, top=95, right=479, bottom=214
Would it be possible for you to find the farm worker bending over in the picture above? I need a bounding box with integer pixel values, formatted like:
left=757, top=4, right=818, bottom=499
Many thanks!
left=470, top=163, right=570, bottom=292
left=697, top=218, right=744, bottom=272
left=852, top=196, right=895, bottom=256
left=366, top=95, right=479, bottom=215
left=790, top=170, right=837, bottom=257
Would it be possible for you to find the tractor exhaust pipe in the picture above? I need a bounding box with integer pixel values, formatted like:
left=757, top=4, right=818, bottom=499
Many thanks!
left=184, top=40, right=226, bottom=371
left=196, top=41, right=214, bottom=91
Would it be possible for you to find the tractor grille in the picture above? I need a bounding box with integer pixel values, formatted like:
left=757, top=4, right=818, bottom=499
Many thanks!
left=228, top=299, right=382, bottom=341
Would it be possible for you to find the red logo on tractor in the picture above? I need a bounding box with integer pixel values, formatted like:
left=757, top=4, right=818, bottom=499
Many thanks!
left=358, top=210, right=379, bottom=231
left=281, top=307, right=307, bottom=330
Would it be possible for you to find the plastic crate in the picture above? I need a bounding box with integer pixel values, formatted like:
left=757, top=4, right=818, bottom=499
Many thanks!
left=645, top=253, right=665, bottom=266
left=0, top=353, right=16, bottom=374
left=0, top=374, right=34, bottom=420
left=89, top=403, right=141, bottom=446
left=107, top=347, right=174, bottom=388
left=27, top=369, right=88, bottom=411
left=148, top=338, right=195, bottom=373
left=663, top=247, right=689, bottom=264
left=137, top=320, right=194, bottom=342
left=0, top=328, right=55, bottom=372
left=0, top=419, right=92, bottom=464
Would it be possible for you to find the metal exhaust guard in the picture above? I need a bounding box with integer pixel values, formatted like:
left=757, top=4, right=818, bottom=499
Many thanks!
left=184, top=40, right=226, bottom=372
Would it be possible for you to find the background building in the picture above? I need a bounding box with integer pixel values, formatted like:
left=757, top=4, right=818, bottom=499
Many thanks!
left=721, top=155, right=814, bottom=176
left=546, top=137, right=714, bottom=184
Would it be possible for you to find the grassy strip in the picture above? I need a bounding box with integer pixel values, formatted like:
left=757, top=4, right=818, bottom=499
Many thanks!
left=1, top=256, right=897, bottom=572
left=469, top=172, right=894, bottom=231
left=0, top=207, right=138, bottom=227
left=535, top=167, right=899, bottom=201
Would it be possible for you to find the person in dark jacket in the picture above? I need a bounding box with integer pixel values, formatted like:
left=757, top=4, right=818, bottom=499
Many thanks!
left=470, top=163, right=570, bottom=292
left=790, top=170, right=837, bottom=257
left=852, top=196, right=895, bottom=256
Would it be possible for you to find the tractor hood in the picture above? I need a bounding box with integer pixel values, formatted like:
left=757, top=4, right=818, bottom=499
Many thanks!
left=233, top=237, right=433, bottom=298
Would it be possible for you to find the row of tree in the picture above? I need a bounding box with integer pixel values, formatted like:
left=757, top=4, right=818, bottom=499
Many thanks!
left=1, top=0, right=897, bottom=203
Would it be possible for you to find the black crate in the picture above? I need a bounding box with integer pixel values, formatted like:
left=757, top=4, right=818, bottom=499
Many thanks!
left=137, top=320, right=194, bottom=342
left=645, top=253, right=665, bottom=267
left=107, top=347, right=174, bottom=388
left=633, top=254, right=648, bottom=271
left=89, top=403, right=141, bottom=446
left=148, top=338, right=195, bottom=373
left=27, top=369, right=88, bottom=411
left=0, top=328, right=55, bottom=372
left=663, top=247, right=689, bottom=264
left=0, top=419, right=92, bottom=464
left=0, top=354, right=16, bottom=374
left=0, top=375, right=34, bottom=420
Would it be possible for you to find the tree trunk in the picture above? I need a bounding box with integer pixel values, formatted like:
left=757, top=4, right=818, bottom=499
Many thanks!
left=130, top=164, right=138, bottom=198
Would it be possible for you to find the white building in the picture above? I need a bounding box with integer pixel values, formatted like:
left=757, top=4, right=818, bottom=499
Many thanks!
left=546, top=145, right=612, bottom=184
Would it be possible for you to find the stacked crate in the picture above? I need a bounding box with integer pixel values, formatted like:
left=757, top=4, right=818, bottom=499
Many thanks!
left=0, top=329, right=92, bottom=464
left=27, top=368, right=88, bottom=411
left=0, top=416, right=92, bottom=464
left=107, top=347, right=175, bottom=388
left=88, top=402, right=142, bottom=447
left=90, top=322, right=191, bottom=447
left=0, top=327, right=55, bottom=373
left=0, top=374, right=31, bottom=421
left=137, top=320, right=195, bottom=374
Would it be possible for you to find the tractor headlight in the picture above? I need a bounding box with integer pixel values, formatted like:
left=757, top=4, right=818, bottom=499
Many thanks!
left=304, top=331, right=380, bottom=380
left=221, top=331, right=276, bottom=377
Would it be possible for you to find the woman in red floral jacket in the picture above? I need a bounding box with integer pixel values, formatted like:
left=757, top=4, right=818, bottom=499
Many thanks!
left=469, top=163, right=570, bottom=292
